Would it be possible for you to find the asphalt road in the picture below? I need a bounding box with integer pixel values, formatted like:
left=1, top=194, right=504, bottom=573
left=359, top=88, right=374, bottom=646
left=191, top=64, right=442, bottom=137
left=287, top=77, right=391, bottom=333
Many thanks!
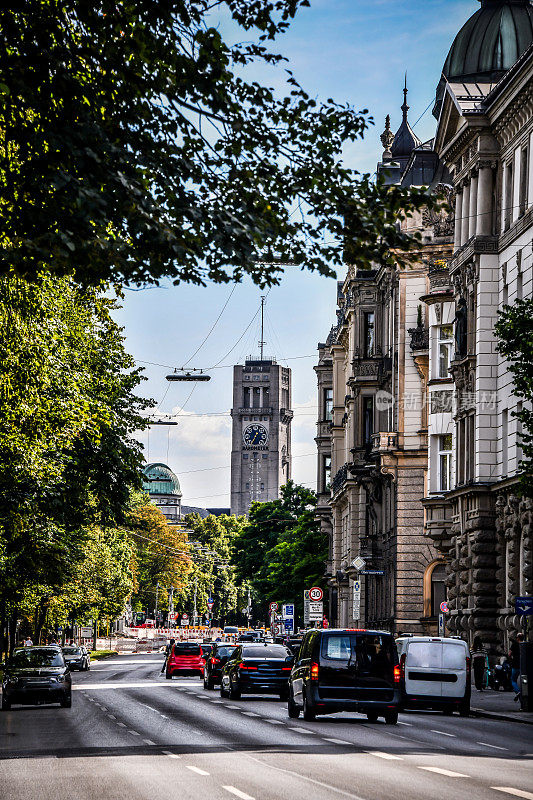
left=1, top=653, right=532, bottom=800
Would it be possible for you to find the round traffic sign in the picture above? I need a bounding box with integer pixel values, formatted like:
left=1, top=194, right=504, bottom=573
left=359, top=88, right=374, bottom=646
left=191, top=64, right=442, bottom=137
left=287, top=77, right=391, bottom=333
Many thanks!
left=440, top=601, right=449, bottom=613
left=182, top=613, right=189, bottom=621
left=309, top=587, right=323, bottom=602
left=269, top=602, right=278, bottom=612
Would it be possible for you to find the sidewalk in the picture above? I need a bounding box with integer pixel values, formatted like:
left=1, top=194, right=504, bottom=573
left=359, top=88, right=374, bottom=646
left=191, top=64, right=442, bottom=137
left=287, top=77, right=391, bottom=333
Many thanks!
left=470, top=687, right=532, bottom=724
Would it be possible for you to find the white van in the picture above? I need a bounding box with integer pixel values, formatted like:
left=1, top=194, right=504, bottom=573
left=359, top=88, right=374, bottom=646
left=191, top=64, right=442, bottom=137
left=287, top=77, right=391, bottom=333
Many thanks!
left=396, top=636, right=471, bottom=716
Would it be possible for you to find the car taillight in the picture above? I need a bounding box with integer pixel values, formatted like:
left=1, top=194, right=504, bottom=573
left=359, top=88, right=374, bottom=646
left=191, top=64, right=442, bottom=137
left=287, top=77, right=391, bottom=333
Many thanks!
left=310, top=662, right=319, bottom=680
left=239, top=662, right=257, bottom=671
left=393, top=664, right=401, bottom=683
left=466, top=656, right=471, bottom=676
left=282, top=666, right=292, bottom=671
left=400, top=653, right=406, bottom=681
left=211, top=657, right=220, bottom=665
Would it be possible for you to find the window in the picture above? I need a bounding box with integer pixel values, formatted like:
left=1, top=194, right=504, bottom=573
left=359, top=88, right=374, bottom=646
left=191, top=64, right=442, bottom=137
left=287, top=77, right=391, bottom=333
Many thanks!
left=438, top=325, right=453, bottom=378
left=243, top=454, right=249, bottom=460
left=253, top=387, right=261, bottom=408
left=245, top=482, right=250, bottom=489
left=260, top=482, right=264, bottom=491
left=520, top=147, right=529, bottom=216
left=438, top=434, right=452, bottom=491
left=324, top=388, right=333, bottom=421
left=502, top=409, right=508, bottom=477
left=243, top=387, right=250, bottom=407
left=263, top=387, right=270, bottom=407
left=431, top=563, right=447, bottom=617
left=363, top=396, right=374, bottom=446
left=262, top=453, right=268, bottom=459
left=517, top=270, right=523, bottom=301
left=504, top=161, right=513, bottom=230
left=364, top=312, right=375, bottom=357
left=322, top=455, right=331, bottom=492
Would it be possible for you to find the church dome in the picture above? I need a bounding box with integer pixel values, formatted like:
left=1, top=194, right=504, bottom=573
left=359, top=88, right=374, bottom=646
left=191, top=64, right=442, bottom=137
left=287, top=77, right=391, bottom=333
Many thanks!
left=434, top=0, right=533, bottom=116
left=142, top=463, right=182, bottom=496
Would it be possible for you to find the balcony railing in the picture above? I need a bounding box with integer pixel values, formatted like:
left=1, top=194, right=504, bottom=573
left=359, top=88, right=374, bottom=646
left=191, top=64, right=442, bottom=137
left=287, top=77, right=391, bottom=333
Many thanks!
left=408, top=325, right=429, bottom=351
left=371, top=432, right=398, bottom=453
left=238, top=407, right=273, bottom=415
left=331, top=463, right=348, bottom=494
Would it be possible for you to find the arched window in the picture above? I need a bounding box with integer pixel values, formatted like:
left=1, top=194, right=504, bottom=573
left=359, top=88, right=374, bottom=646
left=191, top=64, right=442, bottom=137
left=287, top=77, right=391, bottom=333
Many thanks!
left=423, top=561, right=447, bottom=618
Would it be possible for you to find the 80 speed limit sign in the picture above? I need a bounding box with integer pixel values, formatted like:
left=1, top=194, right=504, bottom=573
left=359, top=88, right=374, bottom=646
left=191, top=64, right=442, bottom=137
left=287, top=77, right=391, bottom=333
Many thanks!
left=309, top=586, right=323, bottom=602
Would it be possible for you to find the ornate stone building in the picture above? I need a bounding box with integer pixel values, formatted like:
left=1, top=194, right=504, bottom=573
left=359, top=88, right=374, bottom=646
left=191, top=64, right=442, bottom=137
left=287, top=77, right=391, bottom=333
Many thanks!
left=316, top=88, right=454, bottom=632
left=424, top=0, right=533, bottom=652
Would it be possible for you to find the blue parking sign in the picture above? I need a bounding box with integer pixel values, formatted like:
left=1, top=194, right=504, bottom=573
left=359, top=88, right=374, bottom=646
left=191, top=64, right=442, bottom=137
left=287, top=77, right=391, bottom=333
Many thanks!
left=284, top=619, right=294, bottom=632
left=515, top=597, right=533, bottom=616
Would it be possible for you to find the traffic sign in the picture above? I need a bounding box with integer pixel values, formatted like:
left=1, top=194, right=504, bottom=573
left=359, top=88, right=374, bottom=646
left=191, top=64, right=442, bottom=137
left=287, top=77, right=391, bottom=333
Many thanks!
left=269, top=602, right=279, bottom=612
left=515, top=596, right=533, bottom=616
left=283, top=604, right=294, bottom=618
left=438, top=613, right=445, bottom=637
left=352, top=556, right=366, bottom=571
left=284, top=619, right=294, bottom=632
left=308, top=601, right=323, bottom=621
left=309, top=587, right=323, bottom=602
left=440, top=601, right=449, bottom=614
left=207, top=598, right=215, bottom=610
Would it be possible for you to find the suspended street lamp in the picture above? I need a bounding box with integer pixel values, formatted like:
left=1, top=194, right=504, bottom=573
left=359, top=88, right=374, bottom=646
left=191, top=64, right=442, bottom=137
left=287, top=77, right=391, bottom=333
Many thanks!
left=166, top=368, right=211, bottom=382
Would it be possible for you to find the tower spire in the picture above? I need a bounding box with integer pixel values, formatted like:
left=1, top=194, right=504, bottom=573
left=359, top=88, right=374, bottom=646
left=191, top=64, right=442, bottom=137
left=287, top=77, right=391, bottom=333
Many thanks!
left=402, top=73, right=409, bottom=122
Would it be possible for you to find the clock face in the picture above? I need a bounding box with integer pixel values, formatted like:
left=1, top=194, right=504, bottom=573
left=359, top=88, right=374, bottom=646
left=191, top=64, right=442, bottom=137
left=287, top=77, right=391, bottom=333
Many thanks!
left=243, top=424, right=269, bottom=447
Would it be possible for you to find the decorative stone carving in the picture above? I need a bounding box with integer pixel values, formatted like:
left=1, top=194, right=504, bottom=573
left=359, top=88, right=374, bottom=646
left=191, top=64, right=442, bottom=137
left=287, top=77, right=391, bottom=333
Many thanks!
left=422, top=184, right=455, bottom=237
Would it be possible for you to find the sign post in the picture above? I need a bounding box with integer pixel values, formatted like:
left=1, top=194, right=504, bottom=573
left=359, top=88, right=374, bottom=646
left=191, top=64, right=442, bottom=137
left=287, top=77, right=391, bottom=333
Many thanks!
left=352, top=579, right=361, bottom=622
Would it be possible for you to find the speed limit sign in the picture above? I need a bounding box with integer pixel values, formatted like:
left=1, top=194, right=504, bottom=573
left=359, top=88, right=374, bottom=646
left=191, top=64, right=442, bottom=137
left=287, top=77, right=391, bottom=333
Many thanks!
left=309, top=587, right=323, bottom=602
left=269, top=602, right=278, bottom=612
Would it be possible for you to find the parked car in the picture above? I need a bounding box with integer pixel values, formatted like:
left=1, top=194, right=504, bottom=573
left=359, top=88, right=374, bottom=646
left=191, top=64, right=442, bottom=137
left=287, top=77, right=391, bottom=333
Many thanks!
left=220, top=643, right=294, bottom=700
left=62, top=645, right=90, bottom=671
left=165, top=641, right=205, bottom=679
left=200, top=643, right=213, bottom=660
left=203, top=643, right=237, bottom=689
left=395, top=635, right=471, bottom=716
left=1, top=647, right=72, bottom=710
left=288, top=628, right=400, bottom=724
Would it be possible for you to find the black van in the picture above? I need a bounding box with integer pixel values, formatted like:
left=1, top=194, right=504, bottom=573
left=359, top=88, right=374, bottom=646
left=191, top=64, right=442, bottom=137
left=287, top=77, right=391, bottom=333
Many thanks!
left=287, top=628, right=401, bottom=724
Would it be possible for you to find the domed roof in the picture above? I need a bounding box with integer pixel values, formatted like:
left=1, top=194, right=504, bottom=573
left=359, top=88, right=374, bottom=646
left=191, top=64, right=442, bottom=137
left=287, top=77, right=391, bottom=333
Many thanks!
left=142, top=463, right=182, bottom=496
left=391, top=82, right=422, bottom=158
left=434, top=0, right=533, bottom=116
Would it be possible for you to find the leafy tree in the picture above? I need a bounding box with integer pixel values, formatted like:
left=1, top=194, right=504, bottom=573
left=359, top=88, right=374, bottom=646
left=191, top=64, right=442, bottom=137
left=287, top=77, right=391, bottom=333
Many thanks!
left=0, top=274, right=151, bottom=652
left=128, top=495, right=190, bottom=616
left=1, top=1, right=436, bottom=288
left=496, top=299, right=533, bottom=496
left=233, top=481, right=326, bottom=619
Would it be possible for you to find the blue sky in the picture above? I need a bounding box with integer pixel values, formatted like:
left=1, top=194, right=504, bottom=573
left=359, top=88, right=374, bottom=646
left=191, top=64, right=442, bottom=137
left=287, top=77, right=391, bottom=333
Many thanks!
left=114, top=0, right=476, bottom=507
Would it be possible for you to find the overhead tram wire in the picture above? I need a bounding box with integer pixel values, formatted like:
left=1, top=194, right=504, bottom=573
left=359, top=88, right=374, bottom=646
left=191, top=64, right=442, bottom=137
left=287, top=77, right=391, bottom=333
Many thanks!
left=182, top=283, right=237, bottom=367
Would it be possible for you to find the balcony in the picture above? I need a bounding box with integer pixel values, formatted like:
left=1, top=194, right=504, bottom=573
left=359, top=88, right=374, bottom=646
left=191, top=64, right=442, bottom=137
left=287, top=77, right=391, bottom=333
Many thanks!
left=371, top=432, right=398, bottom=453
left=408, top=325, right=429, bottom=352
left=331, top=463, right=349, bottom=494
left=238, top=407, right=273, bottom=415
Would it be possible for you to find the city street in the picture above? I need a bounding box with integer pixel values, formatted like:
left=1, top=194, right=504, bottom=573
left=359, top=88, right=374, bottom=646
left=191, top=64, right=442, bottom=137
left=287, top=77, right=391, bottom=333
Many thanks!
left=1, top=654, right=532, bottom=800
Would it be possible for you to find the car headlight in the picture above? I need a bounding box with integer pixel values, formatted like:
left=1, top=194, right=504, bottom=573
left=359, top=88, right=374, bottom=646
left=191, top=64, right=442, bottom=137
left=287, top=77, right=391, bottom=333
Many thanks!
left=51, top=675, right=66, bottom=683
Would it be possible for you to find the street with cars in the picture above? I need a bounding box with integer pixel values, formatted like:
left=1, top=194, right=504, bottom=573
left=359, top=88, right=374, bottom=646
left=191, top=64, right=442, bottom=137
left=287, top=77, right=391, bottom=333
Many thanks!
left=1, top=636, right=532, bottom=800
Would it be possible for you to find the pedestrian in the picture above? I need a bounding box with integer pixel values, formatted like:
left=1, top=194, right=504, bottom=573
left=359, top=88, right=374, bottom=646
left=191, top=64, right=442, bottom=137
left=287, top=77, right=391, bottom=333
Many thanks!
left=509, top=632, right=524, bottom=702
left=471, top=636, right=488, bottom=691
left=161, top=638, right=175, bottom=674
left=23, top=636, right=33, bottom=647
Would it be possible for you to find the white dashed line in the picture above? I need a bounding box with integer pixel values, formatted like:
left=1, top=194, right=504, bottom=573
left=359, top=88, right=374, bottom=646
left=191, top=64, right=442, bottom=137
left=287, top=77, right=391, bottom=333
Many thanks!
left=223, top=787, right=255, bottom=800
left=265, top=719, right=284, bottom=725
left=288, top=727, right=316, bottom=735
left=397, top=721, right=412, bottom=726
left=366, top=751, right=403, bottom=761
left=418, top=767, right=469, bottom=778
left=116, top=722, right=126, bottom=728
left=477, top=742, right=508, bottom=751
left=430, top=730, right=455, bottom=737
left=162, top=750, right=181, bottom=759
left=186, top=766, right=210, bottom=776
left=107, top=714, right=116, bottom=720
left=492, top=790, right=533, bottom=800
left=128, top=730, right=141, bottom=736
left=143, top=739, right=156, bottom=746
left=212, top=700, right=225, bottom=704
left=241, top=711, right=260, bottom=717
left=323, top=738, right=352, bottom=745
left=225, top=705, right=240, bottom=710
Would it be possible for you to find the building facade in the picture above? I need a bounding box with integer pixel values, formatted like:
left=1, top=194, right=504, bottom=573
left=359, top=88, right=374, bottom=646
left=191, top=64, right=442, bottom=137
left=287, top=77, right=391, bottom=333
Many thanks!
left=230, top=358, right=293, bottom=516
left=316, top=91, right=454, bottom=633
left=424, top=0, right=533, bottom=652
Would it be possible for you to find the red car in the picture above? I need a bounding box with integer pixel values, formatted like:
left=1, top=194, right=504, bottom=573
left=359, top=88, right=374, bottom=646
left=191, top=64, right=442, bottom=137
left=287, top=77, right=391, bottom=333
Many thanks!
left=166, top=642, right=205, bottom=679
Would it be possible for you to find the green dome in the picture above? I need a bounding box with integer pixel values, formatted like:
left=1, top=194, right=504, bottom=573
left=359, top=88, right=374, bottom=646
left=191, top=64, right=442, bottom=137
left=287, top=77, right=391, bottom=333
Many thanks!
left=142, top=463, right=182, bottom=496
left=434, top=0, right=533, bottom=116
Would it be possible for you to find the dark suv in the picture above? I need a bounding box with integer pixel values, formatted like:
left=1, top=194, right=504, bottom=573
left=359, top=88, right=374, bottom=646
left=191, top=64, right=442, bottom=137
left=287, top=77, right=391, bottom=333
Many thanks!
left=287, top=629, right=400, bottom=724
left=203, top=643, right=236, bottom=689
left=1, top=647, right=72, bottom=710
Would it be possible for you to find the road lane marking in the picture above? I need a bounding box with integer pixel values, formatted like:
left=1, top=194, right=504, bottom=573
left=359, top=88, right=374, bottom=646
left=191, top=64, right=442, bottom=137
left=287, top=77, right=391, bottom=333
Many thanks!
left=128, top=730, right=141, bottom=736
left=323, top=738, right=352, bottom=745
left=225, top=705, right=240, bottom=709
left=107, top=714, right=116, bottom=720
left=241, top=711, right=260, bottom=716
left=223, top=788, right=255, bottom=800
left=143, top=739, right=156, bottom=746
left=265, top=719, right=284, bottom=725
left=288, top=727, right=316, bottom=735
left=186, top=766, right=209, bottom=776
left=418, top=767, right=468, bottom=778
left=397, top=721, right=412, bottom=726
left=162, top=750, right=181, bottom=759
left=430, top=730, right=456, bottom=737
left=492, top=790, right=533, bottom=800
left=477, top=742, right=508, bottom=750
left=366, top=751, right=403, bottom=760
left=72, top=681, right=203, bottom=690
left=212, top=700, right=224, bottom=704
left=116, top=722, right=126, bottom=727
left=244, top=754, right=366, bottom=800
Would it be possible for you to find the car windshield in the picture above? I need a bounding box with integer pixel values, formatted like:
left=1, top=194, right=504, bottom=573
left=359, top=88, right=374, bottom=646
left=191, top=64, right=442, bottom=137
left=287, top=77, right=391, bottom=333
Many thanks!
left=174, top=644, right=201, bottom=655
left=242, top=645, right=289, bottom=659
left=215, top=647, right=235, bottom=658
left=63, top=647, right=82, bottom=655
left=9, top=649, right=64, bottom=668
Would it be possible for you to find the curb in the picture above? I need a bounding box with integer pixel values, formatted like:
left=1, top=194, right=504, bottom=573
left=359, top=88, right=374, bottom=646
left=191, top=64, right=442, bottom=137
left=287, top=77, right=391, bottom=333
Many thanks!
left=471, top=707, right=533, bottom=725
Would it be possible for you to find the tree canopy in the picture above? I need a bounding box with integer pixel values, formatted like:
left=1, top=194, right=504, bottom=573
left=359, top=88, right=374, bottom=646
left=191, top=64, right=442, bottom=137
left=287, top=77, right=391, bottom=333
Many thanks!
left=1, top=0, right=435, bottom=288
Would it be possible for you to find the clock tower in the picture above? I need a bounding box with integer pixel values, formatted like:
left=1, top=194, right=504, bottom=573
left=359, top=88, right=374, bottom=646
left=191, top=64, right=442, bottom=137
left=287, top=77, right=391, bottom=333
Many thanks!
left=230, top=357, right=292, bottom=516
